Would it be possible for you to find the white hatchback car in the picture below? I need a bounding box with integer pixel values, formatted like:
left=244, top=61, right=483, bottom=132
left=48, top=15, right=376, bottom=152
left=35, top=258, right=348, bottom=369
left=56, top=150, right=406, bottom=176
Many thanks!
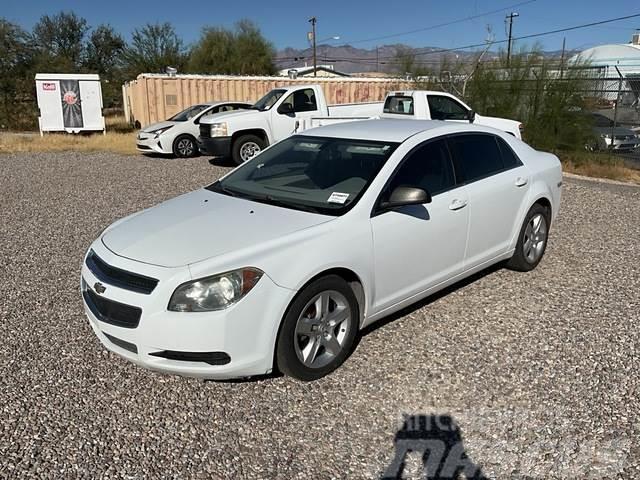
left=136, top=101, right=251, bottom=157
left=82, top=120, right=562, bottom=381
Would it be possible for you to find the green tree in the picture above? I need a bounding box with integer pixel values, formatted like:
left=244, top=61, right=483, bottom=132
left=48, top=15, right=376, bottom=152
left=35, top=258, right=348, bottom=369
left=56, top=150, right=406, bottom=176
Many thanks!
left=188, top=20, right=275, bottom=75
left=32, top=11, right=89, bottom=71
left=84, top=25, right=126, bottom=107
left=123, top=22, right=186, bottom=77
left=0, top=19, right=36, bottom=129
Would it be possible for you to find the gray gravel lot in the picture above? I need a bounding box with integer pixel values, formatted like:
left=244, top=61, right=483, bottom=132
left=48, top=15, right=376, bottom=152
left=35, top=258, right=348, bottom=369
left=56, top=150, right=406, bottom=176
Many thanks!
left=1, top=151, right=639, bottom=479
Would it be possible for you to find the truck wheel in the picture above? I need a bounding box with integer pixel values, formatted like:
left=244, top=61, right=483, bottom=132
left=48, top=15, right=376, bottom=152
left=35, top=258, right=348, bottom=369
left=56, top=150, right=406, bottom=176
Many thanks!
left=172, top=135, right=197, bottom=158
left=232, top=134, right=265, bottom=165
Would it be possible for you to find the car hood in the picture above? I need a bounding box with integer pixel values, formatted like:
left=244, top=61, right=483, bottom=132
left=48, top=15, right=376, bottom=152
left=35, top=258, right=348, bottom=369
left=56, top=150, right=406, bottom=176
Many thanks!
left=101, top=189, right=333, bottom=268
left=140, top=120, right=177, bottom=133
left=474, top=114, right=520, bottom=132
left=199, top=109, right=262, bottom=125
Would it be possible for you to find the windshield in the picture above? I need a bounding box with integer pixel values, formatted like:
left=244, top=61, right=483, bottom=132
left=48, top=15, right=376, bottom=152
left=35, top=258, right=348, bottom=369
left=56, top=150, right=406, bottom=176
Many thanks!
left=252, top=89, right=286, bottom=111
left=168, top=104, right=210, bottom=121
left=208, top=135, right=399, bottom=215
left=591, top=114, right=614, bottom=128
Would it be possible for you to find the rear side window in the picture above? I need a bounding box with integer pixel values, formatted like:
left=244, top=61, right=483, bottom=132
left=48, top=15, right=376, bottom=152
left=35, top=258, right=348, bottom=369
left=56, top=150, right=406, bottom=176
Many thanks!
left=448, top=134, right=504, bottom=184
left=496, top=137, right=523, bottom=169
left=383, top=95, right=414, bottom=115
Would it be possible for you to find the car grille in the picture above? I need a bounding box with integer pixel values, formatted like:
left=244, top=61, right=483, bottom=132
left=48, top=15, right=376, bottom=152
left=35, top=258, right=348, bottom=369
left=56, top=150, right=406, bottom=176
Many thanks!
left=86, top=250, right=158, bottom=294
left=199, top=124, right=211, bottom=139
left=614, top=135, right=636, bottom=141
left=83, top=288, right=142, bottom=329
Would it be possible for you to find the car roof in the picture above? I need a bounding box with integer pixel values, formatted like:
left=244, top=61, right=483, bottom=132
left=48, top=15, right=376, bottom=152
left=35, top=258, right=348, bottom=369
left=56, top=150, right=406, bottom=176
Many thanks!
left=205, top=101, right=252, bottom=107
left=301, top=119, right=494, bottom=143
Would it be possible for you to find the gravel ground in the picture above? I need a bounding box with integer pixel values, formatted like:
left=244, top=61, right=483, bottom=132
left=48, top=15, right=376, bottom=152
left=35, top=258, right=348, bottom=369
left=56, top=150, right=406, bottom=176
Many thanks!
left=1, top=151, right=639, bottom=479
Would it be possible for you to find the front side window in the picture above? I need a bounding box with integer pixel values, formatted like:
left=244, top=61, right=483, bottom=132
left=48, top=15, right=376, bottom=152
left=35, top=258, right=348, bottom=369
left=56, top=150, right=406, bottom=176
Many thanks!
left=280, top=89, right=318, bottom=113
left=383, top=95, right=414, bottom=115
left=209, top=135, right=399, bottom=215
left=448, top=134, right=504, bottom=184
left=386, top=139, right=455, bottom=197
left=427, top=95, right=469, bottom=120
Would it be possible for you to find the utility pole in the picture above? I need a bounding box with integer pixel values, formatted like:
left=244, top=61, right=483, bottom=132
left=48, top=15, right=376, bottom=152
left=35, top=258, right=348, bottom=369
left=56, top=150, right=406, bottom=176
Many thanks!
left=309, top=16, right=317, bottom=77
left=559, top=37, right=566, bottom=79
left=376, top=46, right=379, bottom=72
left=506, top=12, right=519, bottom=67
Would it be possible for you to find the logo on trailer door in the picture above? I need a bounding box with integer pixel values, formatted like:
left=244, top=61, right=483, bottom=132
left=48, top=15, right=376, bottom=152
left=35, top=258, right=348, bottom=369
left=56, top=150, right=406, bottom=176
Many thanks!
left=43, top=82, right=56, bottom=91
left=63, top=91, right=78, bottom=105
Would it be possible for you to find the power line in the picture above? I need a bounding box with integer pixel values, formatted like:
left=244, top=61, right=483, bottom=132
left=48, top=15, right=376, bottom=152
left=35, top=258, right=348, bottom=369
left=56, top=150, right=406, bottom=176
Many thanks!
left=275, top=0, right=537, bottom=60
left=323, top=11, right=640, bottom=63
left=332, top=0, right=537, bottom=46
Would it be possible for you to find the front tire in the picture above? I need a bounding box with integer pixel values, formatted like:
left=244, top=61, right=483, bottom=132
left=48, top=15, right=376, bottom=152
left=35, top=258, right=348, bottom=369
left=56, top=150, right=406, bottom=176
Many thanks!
left=506, top=203, right=551, bottom=272
left=172, top=135, right=197, bottom=158
left=232, top=134, right=266, bottom=165
left=276, top=275, right=359, bottom=381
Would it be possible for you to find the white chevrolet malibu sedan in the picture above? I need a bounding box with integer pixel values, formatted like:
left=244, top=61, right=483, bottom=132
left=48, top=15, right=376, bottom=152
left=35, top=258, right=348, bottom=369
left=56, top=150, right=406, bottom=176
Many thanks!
left=82, top=119, right=562, bottom=381
left=136, top=101, right=251, bottom=157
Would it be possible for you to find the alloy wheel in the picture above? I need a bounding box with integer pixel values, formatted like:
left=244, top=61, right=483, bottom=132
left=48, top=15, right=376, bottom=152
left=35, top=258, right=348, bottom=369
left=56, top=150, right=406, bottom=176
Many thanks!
left=293, top=290, right=352, bottom=369
left=523, top=213, right=547, bottom=263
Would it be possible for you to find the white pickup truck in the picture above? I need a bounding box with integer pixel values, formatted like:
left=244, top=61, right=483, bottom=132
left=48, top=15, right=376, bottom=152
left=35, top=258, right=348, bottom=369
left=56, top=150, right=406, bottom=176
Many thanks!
left=198, top=85, right=381, bottom=164
left=199, top=85, right=523, bottom=164
left=304, top=90, right=523, bottom=139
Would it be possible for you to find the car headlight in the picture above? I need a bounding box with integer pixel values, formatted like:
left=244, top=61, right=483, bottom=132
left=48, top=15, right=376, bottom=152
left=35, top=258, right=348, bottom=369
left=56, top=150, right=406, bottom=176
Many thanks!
left=210, top=122, right=228, bottom=137
left=168, top=268, right=263, bottom=312
left=150, top=126, right=173, bottom=137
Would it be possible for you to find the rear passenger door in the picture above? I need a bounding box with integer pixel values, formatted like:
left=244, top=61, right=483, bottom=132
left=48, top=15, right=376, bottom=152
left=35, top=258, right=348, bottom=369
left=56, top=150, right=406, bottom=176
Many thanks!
left=447, top=133, right=529, bottom=268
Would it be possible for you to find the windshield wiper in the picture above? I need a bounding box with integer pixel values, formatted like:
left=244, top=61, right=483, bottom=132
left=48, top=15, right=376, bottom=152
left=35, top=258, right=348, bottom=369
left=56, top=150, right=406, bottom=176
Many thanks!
left=207, top=182, right=239, bottom=197
left=244, top=192, right=321, bottom=213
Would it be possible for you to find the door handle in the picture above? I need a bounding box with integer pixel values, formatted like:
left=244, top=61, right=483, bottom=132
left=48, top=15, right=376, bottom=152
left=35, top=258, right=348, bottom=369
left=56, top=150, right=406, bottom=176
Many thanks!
left=515, top=177, right=528, bottom=187
left=449, top=199, right=468, bottom=211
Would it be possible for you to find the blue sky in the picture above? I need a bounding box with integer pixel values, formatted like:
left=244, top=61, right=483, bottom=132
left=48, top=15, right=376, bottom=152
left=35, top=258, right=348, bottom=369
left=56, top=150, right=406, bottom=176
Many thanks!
left=3, top=0, right=639, bottom=52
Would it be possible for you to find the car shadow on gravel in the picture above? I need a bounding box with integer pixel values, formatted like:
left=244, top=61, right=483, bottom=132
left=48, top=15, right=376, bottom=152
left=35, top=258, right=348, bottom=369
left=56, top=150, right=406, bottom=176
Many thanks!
left=380, top=414, right=490, bottom=479
left=207, top=156, right=236, bottom=167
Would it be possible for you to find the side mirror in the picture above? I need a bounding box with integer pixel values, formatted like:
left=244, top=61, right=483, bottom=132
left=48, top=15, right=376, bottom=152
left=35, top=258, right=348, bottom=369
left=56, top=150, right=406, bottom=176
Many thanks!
left=380, top=186, right=431, bottom=210
left=467, top=110, right=476, bottom=123
left=278, top=103, right=294, bottom=115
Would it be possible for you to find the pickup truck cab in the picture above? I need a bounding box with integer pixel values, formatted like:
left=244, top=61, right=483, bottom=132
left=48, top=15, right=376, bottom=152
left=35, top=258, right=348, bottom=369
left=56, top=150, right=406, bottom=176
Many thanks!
left=381, top=90, right=523, bottom=139
left=198, top=85, right=381, bottom=164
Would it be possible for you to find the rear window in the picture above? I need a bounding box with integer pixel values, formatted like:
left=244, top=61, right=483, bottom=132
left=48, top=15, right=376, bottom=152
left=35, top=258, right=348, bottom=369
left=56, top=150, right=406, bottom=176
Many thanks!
left=383, top=95, right=414, bottom=115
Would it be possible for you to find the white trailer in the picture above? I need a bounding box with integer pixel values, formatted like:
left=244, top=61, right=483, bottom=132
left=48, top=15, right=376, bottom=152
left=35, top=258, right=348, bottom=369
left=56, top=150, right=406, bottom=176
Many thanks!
left=35, top=73, right=105, bottom=135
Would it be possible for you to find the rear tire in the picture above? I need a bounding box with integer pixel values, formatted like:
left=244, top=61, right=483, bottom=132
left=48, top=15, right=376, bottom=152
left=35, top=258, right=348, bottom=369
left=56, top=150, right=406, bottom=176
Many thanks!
left=172, top=135, right=197, bottom=158
left=276, top=275, right=359, bottom=381
left=232, top=134, right=266, bottom=165
left=506, top=203, right=551, bottom=272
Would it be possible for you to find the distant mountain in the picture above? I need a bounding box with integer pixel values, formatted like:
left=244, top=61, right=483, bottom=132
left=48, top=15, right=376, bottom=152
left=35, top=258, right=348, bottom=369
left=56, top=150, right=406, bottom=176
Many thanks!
left=275, top=44, right=570, bottom=75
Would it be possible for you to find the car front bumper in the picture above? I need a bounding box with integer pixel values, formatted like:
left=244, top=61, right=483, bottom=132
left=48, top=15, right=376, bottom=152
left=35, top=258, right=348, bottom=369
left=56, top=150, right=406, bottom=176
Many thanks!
left=603, top=137, right=640, bottom=151
left=198, top=136, right=232, bottom=157
left=80, top=242, right=294, bottom=380
left=136, top=132, right=171, bottom=154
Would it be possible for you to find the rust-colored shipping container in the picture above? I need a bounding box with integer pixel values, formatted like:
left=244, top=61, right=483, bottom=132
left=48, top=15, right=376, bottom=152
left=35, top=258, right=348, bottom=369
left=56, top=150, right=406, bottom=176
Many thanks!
left=123, top=74, right=411, bottom=127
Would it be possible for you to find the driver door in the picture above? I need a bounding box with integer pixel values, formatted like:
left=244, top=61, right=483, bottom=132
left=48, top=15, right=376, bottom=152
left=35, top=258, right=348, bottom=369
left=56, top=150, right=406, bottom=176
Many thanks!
left=270, top=88, right=320, bottom=141
left=370, top=137, right=469, bottom=312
